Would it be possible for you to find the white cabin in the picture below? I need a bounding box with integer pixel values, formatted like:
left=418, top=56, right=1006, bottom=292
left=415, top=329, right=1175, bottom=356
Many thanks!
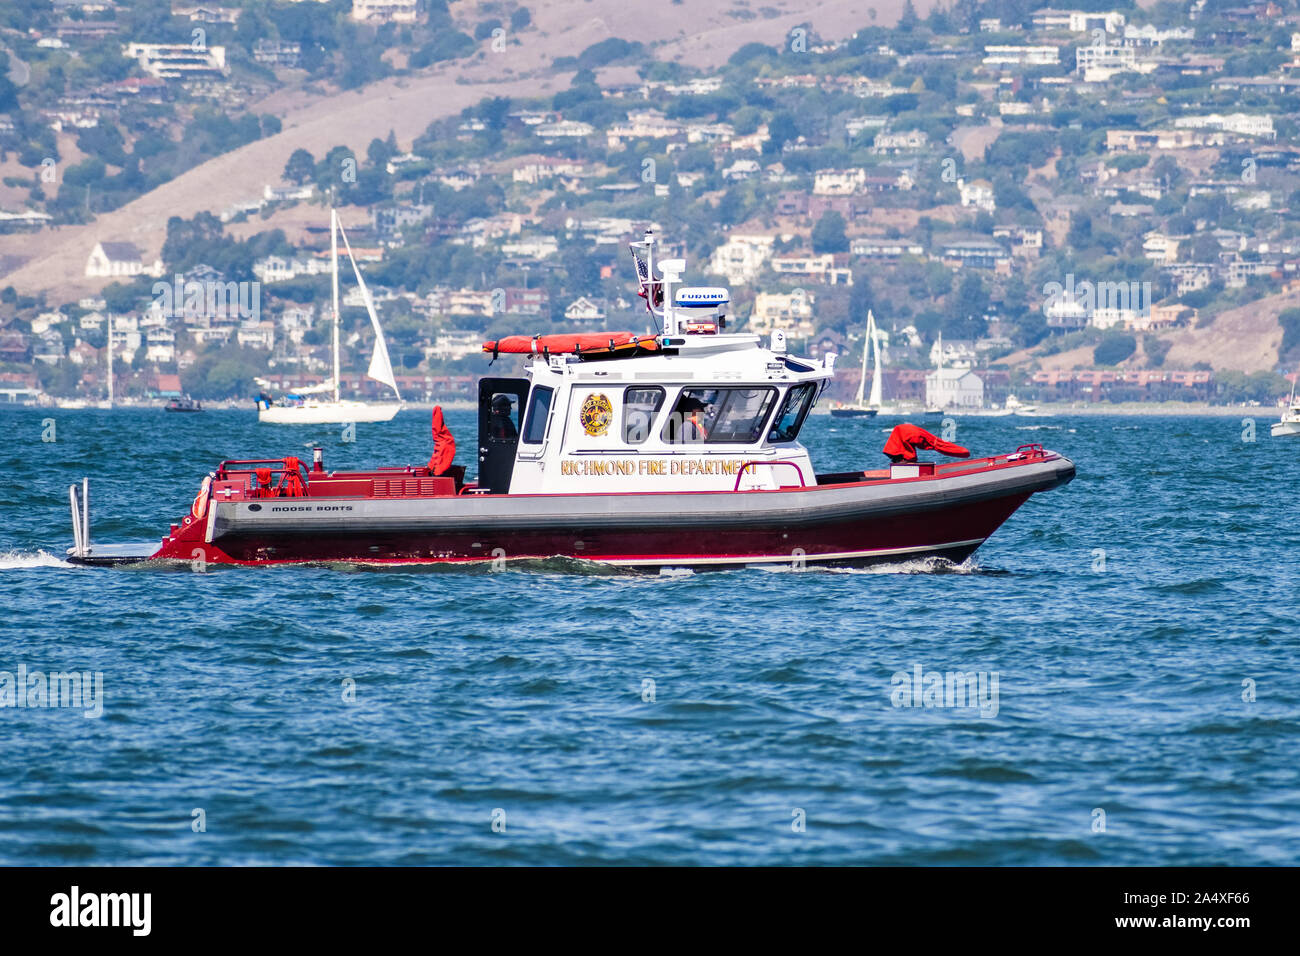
left=476, top=237, right=836, bottom=496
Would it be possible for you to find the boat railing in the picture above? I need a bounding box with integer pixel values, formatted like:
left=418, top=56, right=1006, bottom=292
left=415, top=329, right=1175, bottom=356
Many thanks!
left=733, top=459, right=807, bottom=491
left=1011, top=443, right=1046, bottom=460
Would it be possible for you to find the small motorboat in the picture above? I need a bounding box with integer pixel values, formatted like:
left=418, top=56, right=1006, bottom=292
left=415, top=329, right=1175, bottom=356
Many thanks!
left=1272, top=377, right=1300, bottom=438
left=165, top=397, right=204, bottom=413
left=63, top=233, right=1075, bottom=571
left=1005, top=394, right=1039, bottom=416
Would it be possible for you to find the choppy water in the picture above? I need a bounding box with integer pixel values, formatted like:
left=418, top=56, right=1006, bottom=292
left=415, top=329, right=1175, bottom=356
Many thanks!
left=0, top=406, right=1296, bottom=865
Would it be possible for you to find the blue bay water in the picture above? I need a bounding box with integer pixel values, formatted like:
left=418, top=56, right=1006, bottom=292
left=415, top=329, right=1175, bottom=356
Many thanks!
left=0, top=406, right=1296, bottom=865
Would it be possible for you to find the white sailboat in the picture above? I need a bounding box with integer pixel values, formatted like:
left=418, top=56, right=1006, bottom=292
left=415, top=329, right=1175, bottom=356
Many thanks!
left=1272, top=375, right=1300, bottom=438
left=831, top=310, right=887, bottom=417
left=257, top=208, right=402, bottom=424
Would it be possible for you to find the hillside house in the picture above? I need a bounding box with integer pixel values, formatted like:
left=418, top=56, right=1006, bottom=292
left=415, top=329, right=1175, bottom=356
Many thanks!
left=85, top=241, right=163, bottom=279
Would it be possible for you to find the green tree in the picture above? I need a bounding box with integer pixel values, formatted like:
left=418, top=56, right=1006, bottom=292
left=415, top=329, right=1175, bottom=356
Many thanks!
left=283, top=148, right=315, bottom=185
left=898, top=0, right=919, bottom=32
left=1094, top=333, right=1137, bottom=366
left=811, top=211, right=848, bottom=254
left=947, top=273, right=989, bottom=340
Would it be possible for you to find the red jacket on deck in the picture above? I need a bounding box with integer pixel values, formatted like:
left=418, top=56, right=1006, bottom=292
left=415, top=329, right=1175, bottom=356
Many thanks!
left=427, top=406, right=456, bottom=476
left=883, top=423, right=970, bottom=463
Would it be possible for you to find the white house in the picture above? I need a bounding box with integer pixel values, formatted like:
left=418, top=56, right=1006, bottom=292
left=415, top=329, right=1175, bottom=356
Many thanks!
left=871, top=130, right=928, bottom=154
left=1075, top=44, right=1139, bottom=80
left=722, top=159, right=760, bottom=181
left=500, top=235, right=559, bottom=260
left=748, top=292, right=815, bottom=336
left=264, top=183, right=315, bottom=203
left=121, top=43, right=227, bottom=80
left=958, top=178, right=996, bottom=213
left=1142, top=232, right=1182, bottom=264
left=79, top=311, right=106, bottom=331
left=982, top=45, right=1061, bottom=67
left=708, top=235, right=776, bottom=285
left=770, top=253, right=853, bottom=286
left=535, top=120, right=594, bottom=140
left=237, top=321, right=275, bottom=350
left=31, top=311, right=66, bottom=335
left=564, top=296, right=607, bottom=325
left=926, top=367, right=984, bottom=409
left=85, top=241, right=163, bottom=279
left=930, top=339, right=979, bottom=369
left=145, top=327, right=176, bottom=363
left=350, top=0, right=419, bottom=23
left=1173, top=113, right=1275, bottom=140
left=1032, top=9, right=1126, bottom=34
left=426, top=330, right=483, bottom=361
left=814, top=168, right=866, bottom=196
left=253, top=255, right=329, bottom=283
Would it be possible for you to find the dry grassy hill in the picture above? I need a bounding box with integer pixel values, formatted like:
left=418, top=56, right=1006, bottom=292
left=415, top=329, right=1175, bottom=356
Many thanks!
left=1161, top=287, right=1297, bottom=373
left=0, top=0, right=925, bottom=299
left=1003, top=286, right=1299, bottom=374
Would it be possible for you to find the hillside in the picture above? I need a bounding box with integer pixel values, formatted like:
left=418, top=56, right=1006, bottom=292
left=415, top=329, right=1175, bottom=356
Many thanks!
left=1002, top=286, right=1299, bottom=375
left=0, top=0, right=922, bottom=298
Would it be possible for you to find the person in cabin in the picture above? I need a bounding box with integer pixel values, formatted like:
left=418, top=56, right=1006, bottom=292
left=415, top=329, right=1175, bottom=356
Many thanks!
left=678, top=394, right=710, bottom=442
left=489, top=393, right=518, bottom=440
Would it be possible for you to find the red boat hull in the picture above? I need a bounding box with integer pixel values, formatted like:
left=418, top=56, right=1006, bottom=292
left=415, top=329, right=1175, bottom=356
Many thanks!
left=192, top=493, right=1028, bottom=569
left=74, top=448, right=1074, bottom=571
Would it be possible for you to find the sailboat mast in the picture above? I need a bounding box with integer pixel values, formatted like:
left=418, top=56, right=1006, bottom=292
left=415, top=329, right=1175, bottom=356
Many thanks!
left=856, top=314, right=870, bottom=405
left=330, top=206, right=341, bottom=404
left=868, top=311, right=883, bottom=408
left=107, top=314, right=114, bottom=407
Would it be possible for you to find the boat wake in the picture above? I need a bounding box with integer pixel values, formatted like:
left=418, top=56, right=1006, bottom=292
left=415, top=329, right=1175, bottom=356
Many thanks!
left=830, top=556, right=988, bottom=575
left=755, top=556, right=989, bottom=575
left=0, top=549, right=75, bottom=570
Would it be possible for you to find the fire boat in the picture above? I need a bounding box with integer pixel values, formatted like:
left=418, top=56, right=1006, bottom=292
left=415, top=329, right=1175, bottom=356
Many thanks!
left=64, top=234, right=1074, bottom=571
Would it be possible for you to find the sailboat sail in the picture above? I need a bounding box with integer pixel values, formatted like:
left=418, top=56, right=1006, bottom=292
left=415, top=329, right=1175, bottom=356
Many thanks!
left=337, top=220, right=401, bottom=400
left=867, top=310, right=883, bottom=408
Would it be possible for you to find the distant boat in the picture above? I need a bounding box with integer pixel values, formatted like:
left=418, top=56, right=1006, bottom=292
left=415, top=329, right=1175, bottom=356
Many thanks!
left=1273, top=376, right=1300, bottom=438
left=1006, top=394, right=1039, bottom=416
left=830, top=309, right=885, bottom=418
left=255, top=207, right=402, bottom=425
left=165, top=397, right=203, bottom=413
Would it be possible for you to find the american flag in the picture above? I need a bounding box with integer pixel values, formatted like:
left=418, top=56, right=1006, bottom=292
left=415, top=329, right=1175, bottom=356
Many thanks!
left=629, top=244, right=663, bottom=308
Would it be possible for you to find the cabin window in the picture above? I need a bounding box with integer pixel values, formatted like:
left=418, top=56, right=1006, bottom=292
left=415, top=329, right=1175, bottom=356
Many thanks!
left=622, top=387, right=664, bottom=444
left=661, top=387, right=777, bottom=444
left=768, top=383, right=817, bottom=443
left=521, top=386, right=554, bottom=444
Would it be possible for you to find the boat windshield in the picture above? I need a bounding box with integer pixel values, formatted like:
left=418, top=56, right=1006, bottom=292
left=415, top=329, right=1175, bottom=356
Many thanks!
left=768, top=383, right=817, bottom=443
left=662, top=387, right=776, bottom=444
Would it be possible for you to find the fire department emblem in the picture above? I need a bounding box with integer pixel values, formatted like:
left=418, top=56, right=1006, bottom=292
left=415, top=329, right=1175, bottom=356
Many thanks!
left=580, top=393, right=613, bottom=436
